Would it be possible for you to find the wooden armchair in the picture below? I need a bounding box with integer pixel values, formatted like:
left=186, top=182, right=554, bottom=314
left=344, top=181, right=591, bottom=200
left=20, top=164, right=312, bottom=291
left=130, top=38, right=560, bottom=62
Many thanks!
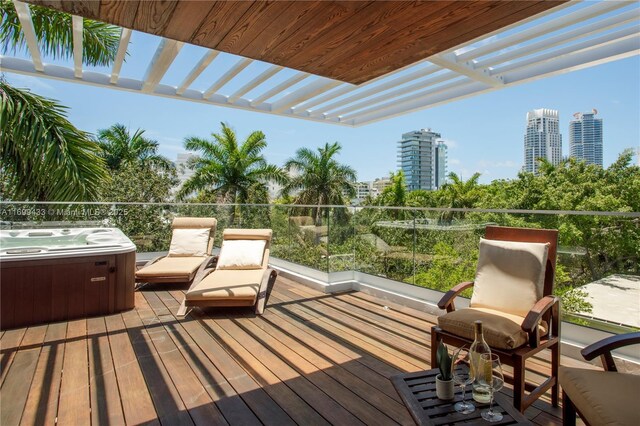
left=431, top=226, right=560, bottom=412
left=560, top=332, right=640, bottom=425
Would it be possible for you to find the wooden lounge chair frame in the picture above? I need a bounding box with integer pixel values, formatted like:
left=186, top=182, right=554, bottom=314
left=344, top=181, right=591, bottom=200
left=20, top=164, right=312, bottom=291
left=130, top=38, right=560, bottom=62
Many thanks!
left=431, top=225, right=560, bottom=413
left=177, top=229, right=277, bottom=316
left=135, top=217, right=217, bottom=288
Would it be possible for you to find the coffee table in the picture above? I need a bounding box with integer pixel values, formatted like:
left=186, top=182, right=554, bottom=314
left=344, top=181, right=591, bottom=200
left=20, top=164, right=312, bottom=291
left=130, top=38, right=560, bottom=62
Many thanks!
left=391, top=368, right=532, bottom=425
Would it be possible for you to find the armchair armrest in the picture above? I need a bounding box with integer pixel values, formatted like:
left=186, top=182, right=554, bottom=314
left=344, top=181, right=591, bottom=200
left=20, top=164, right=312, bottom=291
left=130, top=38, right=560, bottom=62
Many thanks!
left=581, top=332, right=640, bottom=372
left=522, top=295, right=559, bottom=348
left=438, top=281, right=474, bottom=312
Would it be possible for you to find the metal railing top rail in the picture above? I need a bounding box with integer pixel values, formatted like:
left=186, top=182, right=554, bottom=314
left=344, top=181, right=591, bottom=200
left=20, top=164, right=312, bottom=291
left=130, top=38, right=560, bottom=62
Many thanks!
left=1, top=200, right=639, bottom=218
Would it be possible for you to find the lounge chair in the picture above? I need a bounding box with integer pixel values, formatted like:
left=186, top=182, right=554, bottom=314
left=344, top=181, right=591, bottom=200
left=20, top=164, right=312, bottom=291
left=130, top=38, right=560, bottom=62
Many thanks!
left=177, top=228, right=277, bottom=316
left=135, top=217, right=217, bottom=287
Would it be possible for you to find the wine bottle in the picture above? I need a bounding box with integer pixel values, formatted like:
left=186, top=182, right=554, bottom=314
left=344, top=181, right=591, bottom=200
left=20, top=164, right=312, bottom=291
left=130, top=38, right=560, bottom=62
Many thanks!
left=470, top=320, right=492, bottom=403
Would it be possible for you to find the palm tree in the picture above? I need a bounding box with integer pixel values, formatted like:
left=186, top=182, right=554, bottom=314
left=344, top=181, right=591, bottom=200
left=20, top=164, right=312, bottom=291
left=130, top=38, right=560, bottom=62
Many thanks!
left=0, top=1, right=120, bottom=201
left=282, top=142, right=356, bottom=225
left=97, top=124, right=172, bottom=172
left=438, top=172, right=481, bottom=222
left=1, top=81, right=108, bottom=201
left=177, top=122, right=286, bottom=206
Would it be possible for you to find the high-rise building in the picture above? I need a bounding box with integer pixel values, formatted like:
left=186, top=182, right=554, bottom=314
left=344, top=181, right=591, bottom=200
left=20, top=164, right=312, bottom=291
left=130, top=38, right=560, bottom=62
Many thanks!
left=435, top=140, right=448, bottom=189
left=398, top=128, right=442, bottom=191
left=523, top=108, right=563, bottom=174
left=569, top=110, right=603, bottom=166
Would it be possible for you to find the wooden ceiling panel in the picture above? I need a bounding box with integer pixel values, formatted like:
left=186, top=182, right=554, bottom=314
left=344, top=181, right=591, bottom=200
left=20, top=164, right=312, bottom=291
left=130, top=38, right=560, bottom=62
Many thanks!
left=25, top=0, right=568, bottom=84
left=99, top=1, right=139, bottom=30
left=190, top=1, right=255, bottom=48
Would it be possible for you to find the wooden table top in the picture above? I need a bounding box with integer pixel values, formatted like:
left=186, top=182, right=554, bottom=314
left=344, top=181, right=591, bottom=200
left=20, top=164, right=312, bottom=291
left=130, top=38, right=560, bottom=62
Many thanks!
left=391, top=368, right=533, bottom=426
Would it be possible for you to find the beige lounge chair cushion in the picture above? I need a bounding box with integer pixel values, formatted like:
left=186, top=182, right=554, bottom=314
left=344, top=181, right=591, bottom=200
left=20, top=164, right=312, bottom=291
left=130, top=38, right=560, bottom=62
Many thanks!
left=168, top=228, right=210, bottom=257
left=217, top=239, right=267, bottom=270
left=136, top=256, right=207, bottom=280
left=185, top=269, right=265, bottom=302
left=172, top=217, right=217, bottom=254
left=223, top=228, right=272, bottom=240
left=559, top=367, right=639, bottom=426
left=438, top=307, right=548, bottom=350
left=470, top=238, right=549, bottom=318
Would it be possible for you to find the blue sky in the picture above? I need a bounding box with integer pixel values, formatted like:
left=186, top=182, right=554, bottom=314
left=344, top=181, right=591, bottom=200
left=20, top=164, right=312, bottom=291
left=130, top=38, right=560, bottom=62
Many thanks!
left=4, top=36, right=639, bottom=184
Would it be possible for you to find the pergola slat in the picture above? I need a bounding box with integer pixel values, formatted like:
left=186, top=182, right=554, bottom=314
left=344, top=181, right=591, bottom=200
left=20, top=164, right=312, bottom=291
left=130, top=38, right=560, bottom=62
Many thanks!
left=176, top=50, right=219, bottom=95
left=141, top=38, right=184, bottom=93
left=203, top=58, right=253, bottom=99
left=12, top=1, right=43, bottom=72
left=228, top=65, right=283, bottom=104
left=71, top=15, right=83, bottom=78
left=110, top=28, right=132, bottom=84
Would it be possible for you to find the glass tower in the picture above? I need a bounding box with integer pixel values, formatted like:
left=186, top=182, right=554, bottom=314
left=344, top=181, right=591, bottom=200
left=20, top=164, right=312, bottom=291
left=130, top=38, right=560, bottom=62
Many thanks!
left=435, top=140, right=448, bottom=189
left=569, top=111, right=603, bottom=167
left=523, top=109, right=563, bottom=174
left=398, top=129, right=441, bottom=191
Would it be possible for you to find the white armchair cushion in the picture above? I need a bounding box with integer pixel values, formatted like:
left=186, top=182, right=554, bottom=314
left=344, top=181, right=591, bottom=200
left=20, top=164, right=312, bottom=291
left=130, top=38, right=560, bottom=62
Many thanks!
left=168, top=228, right=210, bottom=257
left=470, top=238, right=549, bottom=318
left=217, top=239, right=267, bottom=270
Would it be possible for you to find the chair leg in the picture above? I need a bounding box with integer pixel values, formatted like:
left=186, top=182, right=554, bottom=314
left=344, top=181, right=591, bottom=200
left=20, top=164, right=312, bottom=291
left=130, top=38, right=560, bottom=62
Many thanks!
left=551, top=342, right=560, bottom=407
left=430, top=326, right=439, bottom=368
left=177, top=300, right=189, bottom=318
left=562, top=390, right=577, bottom=426
left=513, top=355, right=526, bottom=412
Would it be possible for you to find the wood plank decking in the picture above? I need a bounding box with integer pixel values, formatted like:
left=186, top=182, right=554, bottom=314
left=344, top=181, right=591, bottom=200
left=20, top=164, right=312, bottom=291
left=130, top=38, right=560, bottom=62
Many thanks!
left=0, top=275, right=591, bottom=425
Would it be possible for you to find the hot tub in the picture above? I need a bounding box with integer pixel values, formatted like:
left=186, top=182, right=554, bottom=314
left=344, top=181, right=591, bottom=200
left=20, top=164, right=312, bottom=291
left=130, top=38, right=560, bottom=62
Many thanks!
left=1, top=227, right=137, bottom=330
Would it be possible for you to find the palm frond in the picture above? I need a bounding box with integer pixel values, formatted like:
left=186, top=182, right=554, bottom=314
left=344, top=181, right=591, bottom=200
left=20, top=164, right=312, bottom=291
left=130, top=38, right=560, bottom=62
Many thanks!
left=0, top=82, right=108, bottom=201
left=0, top=1, right=119, bottom=66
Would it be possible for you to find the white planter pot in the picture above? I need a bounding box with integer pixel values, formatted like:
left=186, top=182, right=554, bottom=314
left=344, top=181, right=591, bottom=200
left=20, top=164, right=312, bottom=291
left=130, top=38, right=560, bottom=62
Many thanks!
left=435, top=374, right=455, bottom=400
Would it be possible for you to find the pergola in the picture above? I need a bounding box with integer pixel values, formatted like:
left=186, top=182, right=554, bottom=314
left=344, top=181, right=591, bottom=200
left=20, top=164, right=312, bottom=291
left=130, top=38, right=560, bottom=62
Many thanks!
left=2, top=0, right=639, bottom=126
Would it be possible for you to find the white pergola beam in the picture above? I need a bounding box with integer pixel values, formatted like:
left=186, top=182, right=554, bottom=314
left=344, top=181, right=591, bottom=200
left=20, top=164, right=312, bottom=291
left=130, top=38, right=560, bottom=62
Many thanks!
left=493, top=27, right=640, bottom=77
left=271, top=79, right=342, bottom=113
left=141, top=38, right=184, bottom=93
left=71, top=15, right=83, bottom=78
left=228, top=65, right=282, bottom=103
left=475, top=9, right=640, bottom=69
left=204, top=57, right=253, bottom=99
left=458, top=0, right=630, bottom=61
left=429, top=53, right=503, bottom=87
left=326, top=71, right=457, bottom=119
left=295, top=83, right=353, bottom=111
left=110, top=28, right=131, bottom=84
left=342, top=78, right=479, bottom=122
left=250, top=73, right=309, bottom=106
left=502, top=35, right=640, bottom=84
left=12, top=1, right=43, bottom=72
left=353, top=81, right=487, bottom=126
left=176, top=50, right=219, bottom=95
left=311, top=65, right=441, bottom=117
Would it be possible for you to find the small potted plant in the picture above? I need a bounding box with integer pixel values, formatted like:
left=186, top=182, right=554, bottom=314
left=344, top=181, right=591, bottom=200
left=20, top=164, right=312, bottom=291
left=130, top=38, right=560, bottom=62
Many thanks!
left=435, top=339, right=455, bottom=400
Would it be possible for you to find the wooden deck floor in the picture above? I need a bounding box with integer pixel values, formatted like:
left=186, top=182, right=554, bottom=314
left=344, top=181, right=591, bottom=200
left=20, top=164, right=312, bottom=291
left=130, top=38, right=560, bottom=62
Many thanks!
left=0, top=275, right=593, bottom=425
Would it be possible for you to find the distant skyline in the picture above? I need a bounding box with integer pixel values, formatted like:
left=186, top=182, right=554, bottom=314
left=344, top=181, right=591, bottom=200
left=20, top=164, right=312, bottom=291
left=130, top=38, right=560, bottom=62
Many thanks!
left=4, top=51, right=639, bottom=184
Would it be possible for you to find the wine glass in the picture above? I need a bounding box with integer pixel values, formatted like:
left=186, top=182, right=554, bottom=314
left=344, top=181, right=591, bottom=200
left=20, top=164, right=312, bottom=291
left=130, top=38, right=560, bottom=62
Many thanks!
left=478, top=353, right=505, bottom=422
left=451, top=346, right=475, bottom=414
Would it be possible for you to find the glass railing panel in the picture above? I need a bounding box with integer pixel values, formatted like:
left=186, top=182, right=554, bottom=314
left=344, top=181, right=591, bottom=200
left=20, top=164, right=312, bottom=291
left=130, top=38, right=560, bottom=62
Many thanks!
left=2, top=202, right=637, bottom=334
left=326, top=206, right=356, bottom=274
left=352, top=205, right=417, bottom=282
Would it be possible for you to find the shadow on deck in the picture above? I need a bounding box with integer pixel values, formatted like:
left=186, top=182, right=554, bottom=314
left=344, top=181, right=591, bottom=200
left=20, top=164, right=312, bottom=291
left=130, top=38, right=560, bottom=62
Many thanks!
left=0, top=275, right=592, bottom=425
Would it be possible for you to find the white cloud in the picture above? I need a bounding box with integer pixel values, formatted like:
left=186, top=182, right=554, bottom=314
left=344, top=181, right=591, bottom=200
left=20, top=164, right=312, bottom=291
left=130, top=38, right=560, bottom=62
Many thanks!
left=449, top=158, right=461, bottom=165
